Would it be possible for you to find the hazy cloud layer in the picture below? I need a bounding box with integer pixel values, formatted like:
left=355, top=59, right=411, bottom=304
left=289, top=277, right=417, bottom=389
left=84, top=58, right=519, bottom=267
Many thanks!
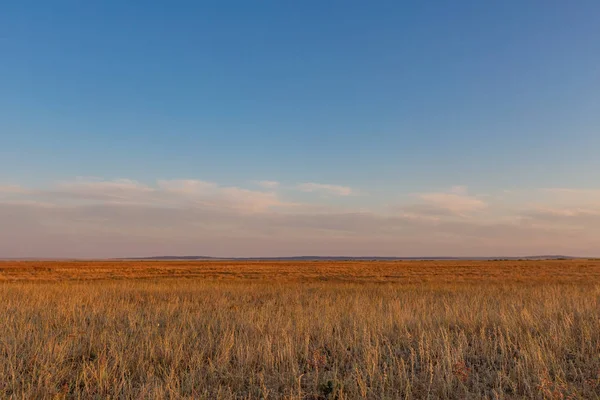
left=296, top=182, right=354, bottom=196
left=0, top=179, right=599, bottom=258
left=253, top=180, right=280, bottom=189
left=417, top=190, right=487, bottom=216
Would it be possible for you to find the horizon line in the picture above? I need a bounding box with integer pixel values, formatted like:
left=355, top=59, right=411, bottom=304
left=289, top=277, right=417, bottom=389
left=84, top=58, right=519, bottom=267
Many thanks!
left=0, top=255, right=589, bottom=261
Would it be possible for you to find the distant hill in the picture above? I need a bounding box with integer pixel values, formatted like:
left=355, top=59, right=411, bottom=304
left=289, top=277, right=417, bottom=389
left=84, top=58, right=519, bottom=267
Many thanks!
left=122, top=255, right=576, bottom=261
left=125, top=256, right=217, bottom=260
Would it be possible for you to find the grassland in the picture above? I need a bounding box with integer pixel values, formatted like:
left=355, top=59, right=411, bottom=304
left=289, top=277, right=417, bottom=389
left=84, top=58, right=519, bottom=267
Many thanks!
left=1, top=260, right=600, bottom=399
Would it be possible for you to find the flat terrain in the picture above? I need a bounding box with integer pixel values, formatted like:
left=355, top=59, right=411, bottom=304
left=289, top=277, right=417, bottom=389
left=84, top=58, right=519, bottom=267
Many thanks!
left=2, top=259, right=600, bottom=283
left=1, top=260, right=600, bottom=399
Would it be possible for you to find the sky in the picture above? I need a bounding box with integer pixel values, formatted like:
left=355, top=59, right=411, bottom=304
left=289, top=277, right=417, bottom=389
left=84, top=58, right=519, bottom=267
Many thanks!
left=1, top=1, right=600, bottom=258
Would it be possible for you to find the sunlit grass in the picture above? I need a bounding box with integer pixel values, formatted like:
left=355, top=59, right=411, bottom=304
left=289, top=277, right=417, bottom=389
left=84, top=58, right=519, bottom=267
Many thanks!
left=1, top=260, right=600, bottom=399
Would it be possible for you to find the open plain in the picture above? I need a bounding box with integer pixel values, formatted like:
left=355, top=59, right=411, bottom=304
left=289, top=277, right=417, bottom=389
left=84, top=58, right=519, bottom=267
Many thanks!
left=2, top=259, right=600, bottom=399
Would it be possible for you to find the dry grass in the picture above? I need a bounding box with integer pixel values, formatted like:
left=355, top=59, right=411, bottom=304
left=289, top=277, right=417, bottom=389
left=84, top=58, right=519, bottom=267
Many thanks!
left=2, top=259, right=600, bottom=283
left=1, top=260, right=600, bottom=399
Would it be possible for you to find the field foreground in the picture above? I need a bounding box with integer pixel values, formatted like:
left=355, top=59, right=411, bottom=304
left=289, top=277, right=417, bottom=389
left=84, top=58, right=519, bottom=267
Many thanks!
left=1, top=260, right=600, bottom=399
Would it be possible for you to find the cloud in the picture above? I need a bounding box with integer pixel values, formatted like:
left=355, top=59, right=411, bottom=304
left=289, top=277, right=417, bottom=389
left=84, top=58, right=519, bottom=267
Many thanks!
left=1, top=179, right=600, bottom=257
left=539, top=188, right=600, bottom=208
left=156, top=179, right=218, bottom=194
left=48, top=178, right=154, bottom=203
left=253, top=180, right=280, bottom=189
left=449, top=185, right=468, bottom=195
left=510, top=188, right=600, bottom=229
left=157, top=179, right=286, bottom=212
left=0, top=199, right=595, bottom=258
left=397, top=203, right=458, bottom=219
left=416, top=187, right=487, bottom=216
left=0, top=185, right=30, bottom=195
left=542, top=188, right=600, bottom=197
left=530, top=207, right=600, bottom=218
left=296, top=182, right=353, bottom=196
left=520, top=207, right=600, bottom=228
left=27, top=178, right=288, bottom=213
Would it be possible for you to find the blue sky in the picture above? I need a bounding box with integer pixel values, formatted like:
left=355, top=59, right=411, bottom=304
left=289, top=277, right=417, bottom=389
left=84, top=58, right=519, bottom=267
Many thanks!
left=1, top=1, right=600, bottom=257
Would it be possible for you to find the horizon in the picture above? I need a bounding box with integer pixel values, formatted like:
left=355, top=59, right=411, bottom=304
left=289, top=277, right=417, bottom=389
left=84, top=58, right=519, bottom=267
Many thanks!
left=0, top=254, right=585, bottom=261
left=2, top=2, right=600, bottom=257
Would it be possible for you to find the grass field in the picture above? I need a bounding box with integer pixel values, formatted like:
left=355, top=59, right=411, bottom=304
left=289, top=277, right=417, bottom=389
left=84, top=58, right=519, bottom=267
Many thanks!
left=2, top=260, right=600, bottom=399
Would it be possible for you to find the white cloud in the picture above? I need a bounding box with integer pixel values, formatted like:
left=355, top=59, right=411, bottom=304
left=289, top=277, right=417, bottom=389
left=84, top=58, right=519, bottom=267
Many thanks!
left=520, top=207, right=600, bottom=228
left=28, top=178, right=288, bottom=213
left=157, top=179, right=222, bottom=194
left=0, top=199, right=595, bottom=258
left=416, top=187, right=487, bottom=216
left=530, top=207, right=600, bottom=218
left=1, top=179, right=600, bottom=257
left=449, top=185, right=468, bottom=195
left=542, top=188, right=600, bottom=197
left=253, top=180, right=280, bottom=189
left=0, top=185, right=29, bottom=194
left=539, top=188, right=600, bottom=208
left=53, top=178, right=153, bottom=201
left=155, top=179, right=284, bottom=212
left=296, top=182, right=353, bottom=196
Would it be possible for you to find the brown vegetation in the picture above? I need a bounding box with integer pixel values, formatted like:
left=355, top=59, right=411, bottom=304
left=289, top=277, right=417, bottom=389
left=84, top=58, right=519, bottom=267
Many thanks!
left=1, top=260, right=600, bottom=399
left=2, top=259, right=600, bottom=283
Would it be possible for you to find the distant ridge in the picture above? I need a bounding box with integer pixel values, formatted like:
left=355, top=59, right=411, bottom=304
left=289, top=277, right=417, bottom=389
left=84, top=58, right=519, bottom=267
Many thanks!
left=121, top=255, right=576, bottom=261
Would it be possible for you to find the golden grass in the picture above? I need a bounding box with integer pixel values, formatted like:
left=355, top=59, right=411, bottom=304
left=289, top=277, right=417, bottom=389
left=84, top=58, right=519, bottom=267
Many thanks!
left=2, top=259, right=600, bottom=283
left=1, top=260, right=600, bottom=399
